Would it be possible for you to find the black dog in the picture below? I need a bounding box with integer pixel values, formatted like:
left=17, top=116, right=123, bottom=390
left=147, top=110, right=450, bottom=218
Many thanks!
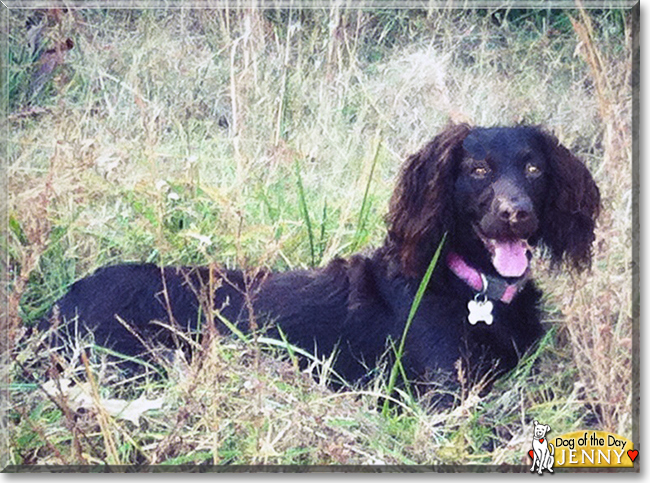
left=37, top=124, right=600, bottom=391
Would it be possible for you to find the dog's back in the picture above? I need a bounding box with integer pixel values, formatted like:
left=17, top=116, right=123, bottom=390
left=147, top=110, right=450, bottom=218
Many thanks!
left=38, top=264, right=250, bottom=365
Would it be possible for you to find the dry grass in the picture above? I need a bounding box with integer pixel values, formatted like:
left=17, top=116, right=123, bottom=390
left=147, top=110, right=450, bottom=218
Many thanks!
left=2, top=5, right=635, bottom=468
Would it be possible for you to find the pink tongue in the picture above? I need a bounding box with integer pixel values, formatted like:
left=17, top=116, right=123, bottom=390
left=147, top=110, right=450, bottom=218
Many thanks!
left=492, top=240, right=529, bottom=277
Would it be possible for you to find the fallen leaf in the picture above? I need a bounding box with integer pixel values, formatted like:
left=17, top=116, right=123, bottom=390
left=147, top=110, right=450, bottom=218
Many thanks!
left=41, top=378, right=164, bottom=426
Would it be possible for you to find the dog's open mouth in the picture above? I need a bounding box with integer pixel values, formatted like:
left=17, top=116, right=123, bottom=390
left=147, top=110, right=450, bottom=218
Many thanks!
left=474, top=226, right=532, bottom=278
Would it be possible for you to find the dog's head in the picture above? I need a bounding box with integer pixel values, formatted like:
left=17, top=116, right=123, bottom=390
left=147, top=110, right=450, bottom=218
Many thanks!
left=385, top=124, right=600, bottom=279
left=533, top=420, right=552, bottom=440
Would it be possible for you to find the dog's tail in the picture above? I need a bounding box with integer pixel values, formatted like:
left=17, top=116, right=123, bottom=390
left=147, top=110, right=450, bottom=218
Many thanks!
left=549, top=443, right=555, bottom=456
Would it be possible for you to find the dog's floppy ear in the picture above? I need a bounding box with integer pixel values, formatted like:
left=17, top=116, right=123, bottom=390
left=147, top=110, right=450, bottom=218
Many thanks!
left=538, top=131, right=600, bottom=271
left=385, top=123, right=472, bottom=277
left=534, top=420, right=539, bottom=426
left=545, top=425, right=551, bottom=433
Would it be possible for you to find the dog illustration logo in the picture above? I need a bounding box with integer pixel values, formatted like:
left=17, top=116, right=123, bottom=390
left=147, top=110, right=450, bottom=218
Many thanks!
left=530, top=420, right=555, bottom=474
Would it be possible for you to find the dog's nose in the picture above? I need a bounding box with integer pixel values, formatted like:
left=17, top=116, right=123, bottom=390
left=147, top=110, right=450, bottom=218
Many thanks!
left=497, top=197, right=533, bottom=225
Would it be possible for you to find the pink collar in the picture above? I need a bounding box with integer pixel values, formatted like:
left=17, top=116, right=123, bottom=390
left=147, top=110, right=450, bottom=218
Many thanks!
left=446, top=252, right=529, bottom=304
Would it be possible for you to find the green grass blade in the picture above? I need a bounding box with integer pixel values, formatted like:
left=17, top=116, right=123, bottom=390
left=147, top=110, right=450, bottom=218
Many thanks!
left=382, top=232, right=448, bottom=416
left=9, top=214, right=28, bottom=245
left=276, top=324, right=299, bottom=369
left=257, top=335, right=351, bottom=389
left=352, top=132, right=382, bottom=252
left=318, top=200, right=328, bottom=264
left=215, top=311, right=250, bottom=344
left=92, top=346, right=168, bottom=377
left=294, top=160, right=315, bottom=266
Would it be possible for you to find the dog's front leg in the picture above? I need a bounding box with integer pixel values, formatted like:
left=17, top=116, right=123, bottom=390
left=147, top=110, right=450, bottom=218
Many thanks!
left=530, top=450, right=539, bottom=472
left=537, top=449, right=547, bottom=474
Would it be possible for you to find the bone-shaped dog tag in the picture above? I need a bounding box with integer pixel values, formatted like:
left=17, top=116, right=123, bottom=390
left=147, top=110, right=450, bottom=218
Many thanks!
left=467, top=298, right=494, bottom=325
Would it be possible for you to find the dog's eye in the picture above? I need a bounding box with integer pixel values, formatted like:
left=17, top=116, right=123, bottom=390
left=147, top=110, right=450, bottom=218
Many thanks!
left=526, top=163, right=542, bottom=176
left=471, top=166, right=490, bottom=178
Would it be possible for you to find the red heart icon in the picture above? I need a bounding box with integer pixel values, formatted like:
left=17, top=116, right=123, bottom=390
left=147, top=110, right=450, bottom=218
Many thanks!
left=628, top=449, right=638, bottom=462
left=528, top=450, right=534, bottom=460
left=539, top=438, right=544, bottom=443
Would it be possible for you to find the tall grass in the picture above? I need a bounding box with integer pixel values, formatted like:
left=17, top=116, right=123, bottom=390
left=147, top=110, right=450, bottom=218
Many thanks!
left=3, top=5, right=634, bottom=467
left=382, top=233, right=447, bottom=416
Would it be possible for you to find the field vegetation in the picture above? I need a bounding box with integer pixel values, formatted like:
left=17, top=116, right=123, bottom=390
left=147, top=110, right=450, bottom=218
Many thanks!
left=2, top=4, right=635, bottom=468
